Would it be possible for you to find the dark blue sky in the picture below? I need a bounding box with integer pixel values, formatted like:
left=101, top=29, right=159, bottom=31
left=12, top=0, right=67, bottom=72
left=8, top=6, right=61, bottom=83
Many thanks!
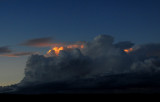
left=0, top=0, right=160, bottom=86
left=0, top=0, right=160, bottom=45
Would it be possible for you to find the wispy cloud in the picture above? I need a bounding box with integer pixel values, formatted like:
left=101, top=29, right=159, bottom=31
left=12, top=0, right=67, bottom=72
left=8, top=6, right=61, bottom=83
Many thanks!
left=0, top=52, right=38, bottom=57
left=20, top=37, right=86, bottom=48
left=0, top=46, right=12, bottom=54
left=20, top=37, right=54, bottom=47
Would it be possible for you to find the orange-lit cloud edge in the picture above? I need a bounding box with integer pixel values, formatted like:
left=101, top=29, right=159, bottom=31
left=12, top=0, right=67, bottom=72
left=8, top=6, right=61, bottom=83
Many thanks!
left=1, top=40, right=134, bottom=57
left=46, top=44, right=84, bottom=56
left=124, top=48, right=133, bottom=53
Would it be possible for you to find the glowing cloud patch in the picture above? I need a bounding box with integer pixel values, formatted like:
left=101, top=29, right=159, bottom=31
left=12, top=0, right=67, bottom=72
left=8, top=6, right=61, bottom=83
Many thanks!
left=124, top=48, right=133, bottom=53
left=52, top=47, right=64, bottom=56
left=46, top=44, right=84, bottom=56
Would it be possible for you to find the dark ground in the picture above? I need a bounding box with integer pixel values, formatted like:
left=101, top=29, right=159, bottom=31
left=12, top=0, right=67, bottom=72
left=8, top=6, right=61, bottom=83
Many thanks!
left=2, top=72, right=160, bottom=94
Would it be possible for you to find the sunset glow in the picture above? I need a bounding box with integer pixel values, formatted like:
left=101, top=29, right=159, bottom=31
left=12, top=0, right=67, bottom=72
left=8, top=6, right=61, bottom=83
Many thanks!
left=124, top=48, right=133, bottom=53
left=47, top=44, right=84, bottom=56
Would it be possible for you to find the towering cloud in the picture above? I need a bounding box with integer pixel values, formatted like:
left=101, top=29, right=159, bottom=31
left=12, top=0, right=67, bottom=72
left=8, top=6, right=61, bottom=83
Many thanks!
left=21, top=50, right=91, bottom=85
left=20, top=35, right=132, bottom=86
left=18, top=35, right=160, bottom=90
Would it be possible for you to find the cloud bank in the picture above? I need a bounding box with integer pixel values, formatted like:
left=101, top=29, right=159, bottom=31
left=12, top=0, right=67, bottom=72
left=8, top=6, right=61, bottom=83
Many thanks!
left=19, top=35, right=160, bottom=88
left=129, top=43, right=160, bottom=58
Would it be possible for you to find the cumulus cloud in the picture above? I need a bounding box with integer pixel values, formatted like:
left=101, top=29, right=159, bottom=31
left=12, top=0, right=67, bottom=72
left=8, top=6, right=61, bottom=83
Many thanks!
left=0, top=46, right=12, bottom=54
left=20, top=50, right=91, bottom=85
left=129, top=43, right=160, bottom=58
left=18, top=35, right=160, bottom=91
left=20, top=37, right=54, bottom=47
left=20, top=35, right=132, bottom=86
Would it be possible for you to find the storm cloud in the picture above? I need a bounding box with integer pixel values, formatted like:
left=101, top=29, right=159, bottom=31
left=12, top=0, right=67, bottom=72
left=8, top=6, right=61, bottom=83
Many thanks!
left=129, top=43, right=160, bottom=58
left=18, top=35, right=160, bottom=91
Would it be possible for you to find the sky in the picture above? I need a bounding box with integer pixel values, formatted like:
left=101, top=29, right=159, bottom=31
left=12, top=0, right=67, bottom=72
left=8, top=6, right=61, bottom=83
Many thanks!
left=0, top=0, right=160, bottom=86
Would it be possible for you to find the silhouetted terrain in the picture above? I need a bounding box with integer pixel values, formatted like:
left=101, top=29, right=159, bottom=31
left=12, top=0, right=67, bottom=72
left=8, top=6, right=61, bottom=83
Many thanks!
left=1, top=72, right=160, bottom=94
